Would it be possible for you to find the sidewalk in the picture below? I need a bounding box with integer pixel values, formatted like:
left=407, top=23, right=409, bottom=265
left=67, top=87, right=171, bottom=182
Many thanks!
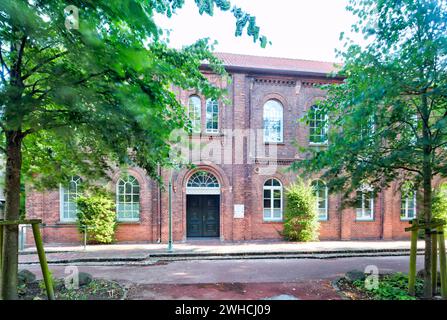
left=19, top=240, right=426, bottom=265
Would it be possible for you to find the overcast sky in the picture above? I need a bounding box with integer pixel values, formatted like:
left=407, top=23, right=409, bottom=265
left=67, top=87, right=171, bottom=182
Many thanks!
left=154, top=0, right=359, bottom=63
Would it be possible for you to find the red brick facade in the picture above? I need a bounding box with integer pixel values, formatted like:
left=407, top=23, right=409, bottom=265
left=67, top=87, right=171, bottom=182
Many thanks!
left=25, top=53, right=427, bottom=244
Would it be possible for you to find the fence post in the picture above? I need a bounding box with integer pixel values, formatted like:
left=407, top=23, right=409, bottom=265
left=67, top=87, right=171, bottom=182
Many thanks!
left=0, top=224, right=3, bottom=287
left=408, top=228, right=418, bottom=296
left=438, top=228, right=447, bottom=298
left=431, top=231, right=438, bottom=295
left=31, top=223, right=55, bottom=300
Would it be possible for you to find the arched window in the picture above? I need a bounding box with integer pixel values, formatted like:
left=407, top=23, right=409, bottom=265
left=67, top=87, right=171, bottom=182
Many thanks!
left=186, top=171, right=220, bottom=194
left=60, top=176, right=82, bottom=222
left=206, top=99, right=219, bottom=133
left=116, top=175, right=140, bottom=221
left=309, top=105, right=328, bottom=144
left=401, top=187, right=417, bottom=220
left=263, top=179, right=283, bottom=221
left=356, top=186, right=374, bottom=221
left=188, top=95, right=201, bottom=133
left=263, top=100, right=283, bottom=143
left=311, top=180, right=328, bottom=221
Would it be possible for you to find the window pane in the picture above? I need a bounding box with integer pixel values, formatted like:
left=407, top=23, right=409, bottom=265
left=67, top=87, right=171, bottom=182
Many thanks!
left=263, top=209, right=271, bottom=219
left=263, top=100, right=283, bottom=142
left=264, top=199, right=271, bottom=209
left=273, top=199, right=281, bottom=208
left=273, top=209, right=282, bottom=218
left=188, top=96, right=201, bottom=133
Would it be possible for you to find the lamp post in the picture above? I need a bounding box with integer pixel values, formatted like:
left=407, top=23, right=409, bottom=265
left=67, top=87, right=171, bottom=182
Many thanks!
left=167, top=169, right=173, bottom=253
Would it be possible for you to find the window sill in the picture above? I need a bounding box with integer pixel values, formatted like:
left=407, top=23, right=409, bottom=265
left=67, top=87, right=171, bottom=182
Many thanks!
left=319, top=218, right=329, bottom=222
left=203, top=132, right=223, bottom=136
left=263, top=220, right=283, bottom=224
left=309, top=142, right=328, bottom=147
left=264, top=142, right=285, bottom=146
left=400, top=218, right=414, bottom=222
left=57, top=221, right=77, bottom=225
left=116, top=220, right=141, bottom=224
left=355, top=218, right=375, bottom=222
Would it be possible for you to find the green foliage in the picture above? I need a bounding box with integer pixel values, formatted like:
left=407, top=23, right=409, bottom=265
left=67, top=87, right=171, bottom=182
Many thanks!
left=282, top=179, right=319, bottom=242
left=76, top=188, right=116, bottom=244
left=433, top=183, right=447, bottom=233
left=353, top=273, right=423, bottom=300
left=0, top=0, right=268, bottom=191
left=294, top=0, right=447, bottom=200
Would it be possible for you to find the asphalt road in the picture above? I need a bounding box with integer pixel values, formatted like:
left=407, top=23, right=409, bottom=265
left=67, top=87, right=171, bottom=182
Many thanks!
left=22, top=256, right=424, bottom=285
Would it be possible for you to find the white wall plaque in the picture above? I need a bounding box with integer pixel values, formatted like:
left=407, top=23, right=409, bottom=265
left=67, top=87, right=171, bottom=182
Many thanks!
left=234, top=204, right=244, bottom=219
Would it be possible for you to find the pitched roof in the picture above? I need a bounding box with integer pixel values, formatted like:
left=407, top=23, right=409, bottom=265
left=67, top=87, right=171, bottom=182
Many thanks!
left=211, top=52, right=340, bottom=76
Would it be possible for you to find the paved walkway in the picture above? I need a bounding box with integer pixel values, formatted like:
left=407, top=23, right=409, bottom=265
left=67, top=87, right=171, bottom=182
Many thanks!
left=19, top=240, right=425, bottom=265
left=20, top=256, right=424, bottom=300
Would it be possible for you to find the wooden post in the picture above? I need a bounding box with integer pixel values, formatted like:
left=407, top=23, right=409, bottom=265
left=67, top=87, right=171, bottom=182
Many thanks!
left=408, top=228, right=418, bottom=296
left=431, top=231, right=438, bottom=295
left=31, top=223, right=55, bottom=300
left=0, top=224, right=3, bottom=290
left=438, top=228, right=447, bottom=299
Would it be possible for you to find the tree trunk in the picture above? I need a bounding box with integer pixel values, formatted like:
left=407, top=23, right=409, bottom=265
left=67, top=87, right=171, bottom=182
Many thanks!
left=1, top=131, right=23, bottom=300
left=422, top=167, right=432, bottom=298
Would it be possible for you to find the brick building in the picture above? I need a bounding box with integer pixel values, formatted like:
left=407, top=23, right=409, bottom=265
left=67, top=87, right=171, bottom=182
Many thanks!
left=26, top=52, right=421, bottom=244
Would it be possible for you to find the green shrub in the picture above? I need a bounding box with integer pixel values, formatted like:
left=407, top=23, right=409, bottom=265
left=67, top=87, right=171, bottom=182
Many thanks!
left=76, top=188, right=116, bottom=244
left=433, top=183, right=447, bottom=233
left=282, top=178, right=319, bottom=242
left=353, top=273, right=423, bottom=300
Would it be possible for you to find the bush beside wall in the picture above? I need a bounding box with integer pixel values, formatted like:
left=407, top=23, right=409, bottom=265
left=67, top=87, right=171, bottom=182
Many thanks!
left=76, top=188, right=116, bottom=244
left=282, top=179, right=320, bottom=242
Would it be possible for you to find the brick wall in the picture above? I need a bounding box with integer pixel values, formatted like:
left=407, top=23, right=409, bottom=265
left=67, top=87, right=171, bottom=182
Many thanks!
left=26, top=70, right=417, bottom=244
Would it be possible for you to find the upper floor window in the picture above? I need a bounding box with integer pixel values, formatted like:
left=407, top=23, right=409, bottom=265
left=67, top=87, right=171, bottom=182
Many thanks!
left=60, top=176, right=82, bottom=222
left=263, top=100, right=283, bottom=143
left=206, top=99, right=219, bottom=133
left=309, top=105, right=328, bottom=144
left=356, top=187, right=374, bottom=221
left=263, top=179, right=283, bottom=221
left=116, top=175, right=140, bottom=221
left=312, top=180, right=328, bottom=221
left=401, top=188, right=417, bottom=220
left=188, top=96, right=201, bottom=133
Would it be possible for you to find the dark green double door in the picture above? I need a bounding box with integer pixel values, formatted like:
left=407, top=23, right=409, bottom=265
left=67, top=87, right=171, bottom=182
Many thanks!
left=187, top=195, right=220, bottom=238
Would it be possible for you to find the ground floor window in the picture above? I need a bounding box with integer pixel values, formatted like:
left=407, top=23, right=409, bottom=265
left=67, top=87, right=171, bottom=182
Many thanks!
left=401, top=189, right=416, bottom=220
left=116, top=175, right=140, bottom=221
left=263, top=179, right=283, bottom=221
left=60, top=176, right=82, bottom=222
left=356, top=189, right=374, bottom=221
left=312, top=180, right=328, bottom=221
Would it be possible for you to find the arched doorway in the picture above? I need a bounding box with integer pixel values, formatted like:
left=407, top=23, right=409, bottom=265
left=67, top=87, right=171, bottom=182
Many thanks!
left=186, top=171, right=220, bottom=238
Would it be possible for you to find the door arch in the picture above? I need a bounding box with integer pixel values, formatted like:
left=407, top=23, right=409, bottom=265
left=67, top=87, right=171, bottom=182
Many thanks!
left=186, top=171, right=221, bottom=238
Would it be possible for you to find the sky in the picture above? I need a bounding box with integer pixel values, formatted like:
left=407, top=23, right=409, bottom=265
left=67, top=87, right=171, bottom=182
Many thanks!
left=154, top=0, right=360, bottom=63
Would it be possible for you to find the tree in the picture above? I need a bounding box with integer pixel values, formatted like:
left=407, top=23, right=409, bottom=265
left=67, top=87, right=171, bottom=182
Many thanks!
left=0, top=0, right=267, bottom=299
left=294, top=0, right=447, bottom=298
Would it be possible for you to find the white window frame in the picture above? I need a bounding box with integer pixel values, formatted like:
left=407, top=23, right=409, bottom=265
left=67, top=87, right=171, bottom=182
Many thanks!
left=401, top=190, right=417, bottom=221
left=263, top=179, right=283, bottom=222
left=116, top=175, right=140, bottom=222
left=263, top=100, right=284, bottom=143
left=186, top=171, right=221, bottom=195
left=309, top=105, right=328, bottom=145
left=205, top=99, right=219, bottom=134
left=312, top=180, right=328, bottom=221
left=356, top=188, right=374, bottom=221
left=188, top=95, right=201, bottom=134
left=59, top=176, right=82, bottom=223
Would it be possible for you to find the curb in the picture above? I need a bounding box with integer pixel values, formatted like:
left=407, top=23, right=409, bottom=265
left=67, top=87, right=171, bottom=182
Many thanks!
left=18, top=250, right=425, bottom=265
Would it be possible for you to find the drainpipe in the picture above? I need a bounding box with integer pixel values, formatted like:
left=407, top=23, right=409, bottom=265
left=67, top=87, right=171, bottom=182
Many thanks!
left=157, top=164, right=162, bottom=243
left=167, top=169, right=173, bottom=252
